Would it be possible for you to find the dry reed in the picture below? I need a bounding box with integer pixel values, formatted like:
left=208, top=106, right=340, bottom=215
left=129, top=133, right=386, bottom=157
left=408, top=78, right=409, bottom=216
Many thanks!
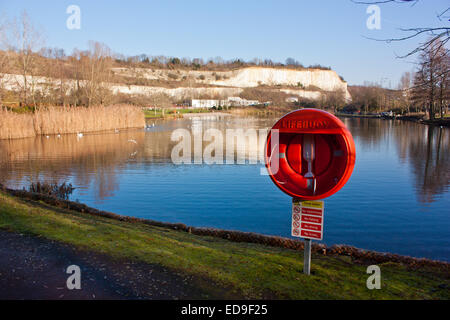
left=0, top=104, right=145, bottom=139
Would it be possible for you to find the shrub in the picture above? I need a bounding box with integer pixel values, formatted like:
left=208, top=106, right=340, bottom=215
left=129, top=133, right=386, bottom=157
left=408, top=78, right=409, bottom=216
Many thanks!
left=27, top=181, right=75, bottom=200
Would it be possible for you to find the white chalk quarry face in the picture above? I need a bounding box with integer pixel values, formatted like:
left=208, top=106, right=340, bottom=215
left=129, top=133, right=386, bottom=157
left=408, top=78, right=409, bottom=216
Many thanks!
left=1, top=66, right=351, bottom=102
left=111, top=66, right=348, bottom=89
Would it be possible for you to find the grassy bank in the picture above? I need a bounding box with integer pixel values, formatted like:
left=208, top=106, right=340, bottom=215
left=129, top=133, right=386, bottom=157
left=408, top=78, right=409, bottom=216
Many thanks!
left=143, top=108, right=215, bottom=119
left=0, top=105, right=145, bottom=139
left=335, top=112, right=380, bottom=118
left=0, top=190, right=448, bottom=299
left=228, top=106, right=290, bottom=117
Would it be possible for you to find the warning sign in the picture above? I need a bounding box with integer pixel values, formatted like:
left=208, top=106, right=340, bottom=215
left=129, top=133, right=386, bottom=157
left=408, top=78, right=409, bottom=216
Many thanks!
left=292, top=199, right=324, bottom=240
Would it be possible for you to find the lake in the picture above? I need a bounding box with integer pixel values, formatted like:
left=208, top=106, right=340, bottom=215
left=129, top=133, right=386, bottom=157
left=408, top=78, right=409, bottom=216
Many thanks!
left=0, top=114, right=449, bottom=261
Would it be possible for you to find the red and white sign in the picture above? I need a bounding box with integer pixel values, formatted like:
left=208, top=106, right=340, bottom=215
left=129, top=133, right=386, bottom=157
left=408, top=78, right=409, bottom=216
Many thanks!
left=292, top=199, right=324, bottom=240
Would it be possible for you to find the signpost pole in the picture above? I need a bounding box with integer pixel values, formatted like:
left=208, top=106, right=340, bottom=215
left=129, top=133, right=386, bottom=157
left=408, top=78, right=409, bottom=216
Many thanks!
left=266, top=109, right=356, bottom=278
left=304, top=239, right=311, bottom=275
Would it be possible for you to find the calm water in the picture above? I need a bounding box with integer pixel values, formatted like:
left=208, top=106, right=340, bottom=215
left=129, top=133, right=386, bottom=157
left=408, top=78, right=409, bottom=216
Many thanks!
left=0, top=115, right=449, bottom=261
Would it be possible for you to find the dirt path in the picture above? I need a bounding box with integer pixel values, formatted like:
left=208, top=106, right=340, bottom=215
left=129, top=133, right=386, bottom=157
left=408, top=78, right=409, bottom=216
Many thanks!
left=0, top=230, right=217, bottom=300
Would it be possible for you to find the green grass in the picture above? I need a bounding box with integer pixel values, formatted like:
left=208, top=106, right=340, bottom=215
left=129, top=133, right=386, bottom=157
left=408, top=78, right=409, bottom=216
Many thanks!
left=143, top=108, right=214, bottom=119
left=0, top=191, right=448, bottom=299
left=4, top=105, right=37, bottom=113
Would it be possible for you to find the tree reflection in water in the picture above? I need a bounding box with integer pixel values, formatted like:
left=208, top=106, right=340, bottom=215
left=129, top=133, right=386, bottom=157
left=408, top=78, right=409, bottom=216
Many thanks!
left=0, top=130, right=147, bottom=200
left=343, top=117, right=449, bottom=203
left=0, top=117, right=448, bottom=204
left=396, top=123, right=449, bottom=203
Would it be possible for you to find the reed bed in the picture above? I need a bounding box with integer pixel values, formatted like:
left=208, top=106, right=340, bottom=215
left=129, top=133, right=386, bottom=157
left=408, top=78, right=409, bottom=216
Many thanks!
left=0, top=110, right=35, bottom=139
left=0, top=104, right=145, bottom=140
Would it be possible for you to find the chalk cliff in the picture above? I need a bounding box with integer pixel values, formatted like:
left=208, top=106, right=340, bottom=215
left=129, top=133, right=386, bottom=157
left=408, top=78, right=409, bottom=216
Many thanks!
left=112, top=66, right=351, bottom=101
left=1, top=67, right=350, bottom=103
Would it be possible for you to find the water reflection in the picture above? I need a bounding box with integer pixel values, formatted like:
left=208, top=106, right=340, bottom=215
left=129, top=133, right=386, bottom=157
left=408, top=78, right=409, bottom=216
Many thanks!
left=395, top=124, right=449, bottom=203
left=0, top=116, right=448, bottom=204
left=0, top=131, right=143, bottom=199
left=343, top=118, right=449, bottom=203
left=0, top=115, right=273, bottom=200
left=1, top=115, right=448, bottom=260
left=342, top=117, right=391, bottom=150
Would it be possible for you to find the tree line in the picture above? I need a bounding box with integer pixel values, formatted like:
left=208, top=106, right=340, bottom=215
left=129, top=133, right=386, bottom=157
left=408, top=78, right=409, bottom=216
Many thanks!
left=345, top=38, right=449, bottom=118
left=410, top=39, right=449, bottom=119
left=0, top=12, right=336, bottom=109
left=0, top=11, right=447, bottom=116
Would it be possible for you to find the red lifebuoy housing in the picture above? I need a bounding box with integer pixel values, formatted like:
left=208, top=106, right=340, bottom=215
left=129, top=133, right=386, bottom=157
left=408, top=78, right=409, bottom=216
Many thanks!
left=265, top=109, right=355, bottom=200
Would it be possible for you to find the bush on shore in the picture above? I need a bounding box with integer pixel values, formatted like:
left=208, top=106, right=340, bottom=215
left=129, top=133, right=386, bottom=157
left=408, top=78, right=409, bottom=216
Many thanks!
left=27, top=181, right=75, bottom=200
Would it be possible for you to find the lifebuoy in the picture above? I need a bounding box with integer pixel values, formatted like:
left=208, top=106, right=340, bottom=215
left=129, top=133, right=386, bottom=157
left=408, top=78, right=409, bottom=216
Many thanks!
left=265, top=109, right=355, bottom=200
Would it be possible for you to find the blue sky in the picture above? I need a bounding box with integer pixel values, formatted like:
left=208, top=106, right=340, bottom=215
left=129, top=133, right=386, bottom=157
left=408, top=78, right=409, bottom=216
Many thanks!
left=0, top=0, right=447, bottom=86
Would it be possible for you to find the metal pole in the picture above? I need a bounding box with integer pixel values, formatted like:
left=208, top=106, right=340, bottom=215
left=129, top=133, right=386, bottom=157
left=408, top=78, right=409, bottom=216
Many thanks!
left=304, top=239, right=311, bottom=275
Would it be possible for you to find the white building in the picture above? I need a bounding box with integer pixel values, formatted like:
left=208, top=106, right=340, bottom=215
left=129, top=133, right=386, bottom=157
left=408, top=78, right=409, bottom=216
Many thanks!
left=191, top=99, right=226, bottom=108
left=227, top=96, right=259, bottom=106
left=286, top=96, right=299, bottom=103
left=191, top=97, right=260, bottom=108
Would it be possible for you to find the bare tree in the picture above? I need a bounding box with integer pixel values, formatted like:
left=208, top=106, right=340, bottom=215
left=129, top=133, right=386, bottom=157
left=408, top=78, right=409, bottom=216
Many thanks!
left=38, top=47, right=69, bottom=106
left=53, top=48, right=69, bottom=107
left=398, top=72, right=412, bottom=113
left=354, top=0, right=449, bottom=57
left=149, top=92, right=172, bottom=116
left=411, top=39, right=449, bottom=119
left=0, top=19, right=10, bottom=106
left=347, top=83, right=396, bottom=113
left=68, top=48, right=82, bottom=107
left=326, top=89, right=346, bottom=113
left=3, top=11, right=44, bottom=106
left=79, top=41, right=113, bottom=106
left=436, top=52, right=449, bottom=117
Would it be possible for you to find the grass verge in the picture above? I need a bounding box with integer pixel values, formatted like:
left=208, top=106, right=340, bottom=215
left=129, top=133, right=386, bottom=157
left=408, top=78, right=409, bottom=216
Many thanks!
left=143, top=108, right=214, bottom=119
left=0, top=190, right=448, bottom=299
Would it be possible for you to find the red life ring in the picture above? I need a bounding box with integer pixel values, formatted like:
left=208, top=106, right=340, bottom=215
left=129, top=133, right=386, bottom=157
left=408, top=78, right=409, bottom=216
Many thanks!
left=265, top=109, right=355, bottom=200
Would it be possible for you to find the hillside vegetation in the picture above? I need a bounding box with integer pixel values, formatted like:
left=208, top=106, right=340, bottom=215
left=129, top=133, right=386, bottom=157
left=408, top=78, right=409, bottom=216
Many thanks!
left=0, top=38, right=348, bottom=110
